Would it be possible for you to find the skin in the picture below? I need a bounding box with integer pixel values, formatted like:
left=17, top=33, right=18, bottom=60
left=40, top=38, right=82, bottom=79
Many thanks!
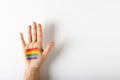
left=20, top=22, right=55, bottom=80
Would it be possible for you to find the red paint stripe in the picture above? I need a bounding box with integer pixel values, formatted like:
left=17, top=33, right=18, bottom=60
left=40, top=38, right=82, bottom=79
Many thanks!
left=26, top=47, right=38, bottom=52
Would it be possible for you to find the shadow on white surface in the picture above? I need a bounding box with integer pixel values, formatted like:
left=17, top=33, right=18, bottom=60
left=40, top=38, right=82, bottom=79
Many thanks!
left=40, top=22, right=66, bottom=80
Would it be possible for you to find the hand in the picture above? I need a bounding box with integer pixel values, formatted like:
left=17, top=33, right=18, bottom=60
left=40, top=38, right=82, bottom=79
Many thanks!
left=20, top=22, right=55, bottom=69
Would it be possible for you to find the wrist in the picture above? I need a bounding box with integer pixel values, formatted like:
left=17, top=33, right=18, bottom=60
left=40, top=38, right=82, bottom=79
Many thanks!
left=25, top=66, right=40, bottom=72
left=24, top=66, right=40, bottom=80
left=25, top=63, right=41, bottom=70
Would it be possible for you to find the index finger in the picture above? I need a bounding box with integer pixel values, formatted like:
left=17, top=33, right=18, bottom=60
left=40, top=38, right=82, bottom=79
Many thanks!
left=37, top=24, right=42, bottom=44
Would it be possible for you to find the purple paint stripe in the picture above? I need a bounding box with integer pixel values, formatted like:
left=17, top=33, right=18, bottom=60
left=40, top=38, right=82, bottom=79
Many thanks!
left=27, top=57, right=37, bottom=60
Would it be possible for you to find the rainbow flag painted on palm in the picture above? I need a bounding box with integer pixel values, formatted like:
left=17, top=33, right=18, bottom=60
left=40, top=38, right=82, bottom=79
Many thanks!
left=25, top=47, right=39, bottom=60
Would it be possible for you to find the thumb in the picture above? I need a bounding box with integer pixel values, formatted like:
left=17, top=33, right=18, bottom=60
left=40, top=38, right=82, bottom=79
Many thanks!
left=43, top=41, right=55, bottom=57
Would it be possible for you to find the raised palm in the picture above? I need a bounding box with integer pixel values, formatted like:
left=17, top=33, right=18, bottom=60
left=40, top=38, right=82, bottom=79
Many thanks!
left=20, top=22, right=54, bottom=68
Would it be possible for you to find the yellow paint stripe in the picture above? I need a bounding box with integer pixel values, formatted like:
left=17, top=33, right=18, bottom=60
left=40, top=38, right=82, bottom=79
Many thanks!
left=26, top=51, right=39, bottom=55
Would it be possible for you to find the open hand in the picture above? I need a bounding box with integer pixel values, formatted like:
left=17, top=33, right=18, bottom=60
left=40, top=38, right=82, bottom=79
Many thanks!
left=20, top=22, right=55, bottom=69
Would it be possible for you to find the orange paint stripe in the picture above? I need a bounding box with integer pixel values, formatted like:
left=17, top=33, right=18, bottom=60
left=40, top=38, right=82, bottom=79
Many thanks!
left=25, top=50, right=39, bottom=54
left=26, top=52, right=39, bottom=55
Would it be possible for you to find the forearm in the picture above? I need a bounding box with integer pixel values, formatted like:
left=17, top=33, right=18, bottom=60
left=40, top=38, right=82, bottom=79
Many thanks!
left=24, top=67, right=40, bottom=80
left=20, top=22, right=54, bottom=80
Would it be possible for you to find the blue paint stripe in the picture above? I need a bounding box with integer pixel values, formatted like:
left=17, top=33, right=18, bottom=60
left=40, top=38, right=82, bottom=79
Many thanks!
left=27, top=55, right=38, bottom=58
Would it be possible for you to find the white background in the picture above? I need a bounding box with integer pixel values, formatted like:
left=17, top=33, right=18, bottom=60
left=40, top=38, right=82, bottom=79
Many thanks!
left=0, top=0, right=120, bottom=80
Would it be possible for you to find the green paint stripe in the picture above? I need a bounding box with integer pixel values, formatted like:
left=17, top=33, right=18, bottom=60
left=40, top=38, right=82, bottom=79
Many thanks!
left=26, top=53, right=38, bottom=56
